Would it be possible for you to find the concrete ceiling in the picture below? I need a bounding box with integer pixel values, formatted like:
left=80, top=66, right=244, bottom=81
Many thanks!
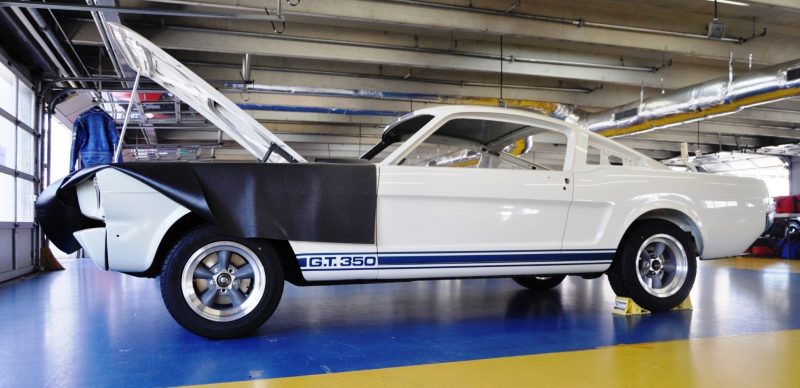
left=33, top=0, right=800, bottom=160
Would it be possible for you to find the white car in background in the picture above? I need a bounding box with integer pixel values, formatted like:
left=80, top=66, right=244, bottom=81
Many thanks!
left=36, top=24, right=772, bottom=338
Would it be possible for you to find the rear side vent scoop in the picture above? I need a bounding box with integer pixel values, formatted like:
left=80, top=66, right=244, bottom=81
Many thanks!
left=787, top=68, right=800, bottom=81
left=613, top=108, right=638, bottom=121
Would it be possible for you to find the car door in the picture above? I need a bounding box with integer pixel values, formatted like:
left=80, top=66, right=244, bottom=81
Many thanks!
left=375, top=139, right=575, bottom=280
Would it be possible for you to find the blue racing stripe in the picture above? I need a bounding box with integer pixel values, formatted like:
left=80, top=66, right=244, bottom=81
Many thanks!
left=302, top=261, right=611, bottom=271
left=380, top=248, right=616, bottom=254
left=295, top=249, right=616, bottom=257
left=378, top=251, right=614, bottom=266
left=296, top=250, right=616, bottom=269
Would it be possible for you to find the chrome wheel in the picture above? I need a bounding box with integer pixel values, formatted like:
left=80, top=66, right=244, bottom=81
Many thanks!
left=635, top=234, right=688, bottom=298
left=180, top=241, right=266, bottom=322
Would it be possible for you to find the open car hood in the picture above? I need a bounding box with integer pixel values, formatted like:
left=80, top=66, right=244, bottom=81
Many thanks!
left=106, top=23, right=305, bottom=163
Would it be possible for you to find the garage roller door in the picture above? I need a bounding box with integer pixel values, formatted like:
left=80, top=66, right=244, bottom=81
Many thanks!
left=0, top=59, right=37, bottom=283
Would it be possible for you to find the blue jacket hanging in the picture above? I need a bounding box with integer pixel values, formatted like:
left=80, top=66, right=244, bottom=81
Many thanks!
left=70, top=106, right=121, bottom=172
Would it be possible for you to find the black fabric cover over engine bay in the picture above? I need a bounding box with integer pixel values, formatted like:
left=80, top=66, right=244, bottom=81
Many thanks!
left=36, top=162, right=378, bottom=253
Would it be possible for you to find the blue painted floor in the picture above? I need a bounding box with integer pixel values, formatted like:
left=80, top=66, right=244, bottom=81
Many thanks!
left=1, top=258, right=799, bottom=386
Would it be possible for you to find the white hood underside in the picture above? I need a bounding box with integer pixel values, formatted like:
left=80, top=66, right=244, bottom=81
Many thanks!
left=106, top=22, right=306, bottom=163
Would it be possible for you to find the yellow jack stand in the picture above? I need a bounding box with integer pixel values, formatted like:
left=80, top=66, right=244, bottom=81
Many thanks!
left=612, top=296, right=692, bottom=316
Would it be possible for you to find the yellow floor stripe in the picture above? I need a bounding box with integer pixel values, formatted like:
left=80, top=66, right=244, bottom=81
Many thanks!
left=703, top=256, right=800, bottom=273
left=194, top=329, right=800, bottom=388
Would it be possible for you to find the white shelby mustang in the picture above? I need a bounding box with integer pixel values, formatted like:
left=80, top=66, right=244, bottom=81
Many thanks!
left=36, top=24, right=772, bottom=339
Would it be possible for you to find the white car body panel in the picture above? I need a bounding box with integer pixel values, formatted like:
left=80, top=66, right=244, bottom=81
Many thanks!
left=376, top=166, right=573, bottom=253
left=76, top=169, right=191, bottom=272
left=565, top=167, right=767, bottom=259
left=73, top=227, right=106, bottom=269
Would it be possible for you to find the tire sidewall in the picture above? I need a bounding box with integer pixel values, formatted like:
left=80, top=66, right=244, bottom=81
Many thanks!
left=620, top=221, right=697, bottom=312
left=161, top=225, right=284, bottom=339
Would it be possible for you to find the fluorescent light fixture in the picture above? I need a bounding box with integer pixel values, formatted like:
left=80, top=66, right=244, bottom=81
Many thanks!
left=706, top=0, right=750, bottom=6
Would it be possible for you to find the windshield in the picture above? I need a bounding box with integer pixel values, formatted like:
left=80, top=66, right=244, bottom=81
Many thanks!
left=362, top=115, right=434, bottom=161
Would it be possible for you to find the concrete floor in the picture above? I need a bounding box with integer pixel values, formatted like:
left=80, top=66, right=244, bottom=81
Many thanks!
left=1, top=257, right=799, bottom=387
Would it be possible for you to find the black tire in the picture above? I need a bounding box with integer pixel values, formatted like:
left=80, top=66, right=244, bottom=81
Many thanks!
left=160, top=225, right=284, bottom=339
left=606, top=255, right=630, bottom=297
left=787, top=221, right=800, bottom=237
left=609, top=220, right=697, bottom=312
left=512, top=275, right=567, bottom=291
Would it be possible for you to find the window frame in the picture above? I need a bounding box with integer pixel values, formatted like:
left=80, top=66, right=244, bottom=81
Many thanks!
left=380, top=112, right=577, bottom=171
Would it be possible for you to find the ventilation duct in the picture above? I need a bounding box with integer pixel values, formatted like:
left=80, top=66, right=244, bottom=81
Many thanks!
left=570, top=58, right=800, bottom=137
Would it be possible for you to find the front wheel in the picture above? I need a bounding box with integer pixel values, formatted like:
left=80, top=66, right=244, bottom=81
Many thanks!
left=160, top=225, right=284, bottom=338
left=512, top=275, right=567, bottom=291
left=607, top=221, right=696, bottom=312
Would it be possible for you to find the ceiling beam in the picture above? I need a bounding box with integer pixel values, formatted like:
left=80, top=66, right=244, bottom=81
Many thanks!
left=748, top=0, right=800, bottom=12
left=729, top=107, right=800, bottom=124
left=615, top=138, right=716, bottom=154
left=275, top=0, right=800, bottom=65
left=69, top=20, right=727, bottom=88
left=629, top=130, right=765, bottom=148
left=667, top=122, right=800, bottom=140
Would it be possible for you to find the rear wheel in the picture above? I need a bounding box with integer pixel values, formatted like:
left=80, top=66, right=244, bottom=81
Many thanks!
left=607, top=221, right=696, bottom=312
left=512, top=275, right=567, bottom=291
left=160, top=225, right=284, bottom=338
left=787, top=220, right=800, bottom=237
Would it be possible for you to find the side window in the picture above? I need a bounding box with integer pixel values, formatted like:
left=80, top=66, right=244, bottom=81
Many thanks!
left=509, top=131, right=568, bottom=171
left=402, top=144, right=481, bottom=168
left=401, top=118, right=569, bottom=171
left=586, top=138, right=627, bottom=166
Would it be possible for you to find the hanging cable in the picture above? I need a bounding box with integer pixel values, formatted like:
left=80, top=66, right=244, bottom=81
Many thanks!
left=499, top=35, right=505, bottom=107
left=697, top=122, right=701, bottom=155
left=714, top=0, right=718, bottom=19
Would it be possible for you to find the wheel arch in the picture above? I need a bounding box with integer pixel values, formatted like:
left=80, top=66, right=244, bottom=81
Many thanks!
left=125, top=214, right=304, bottom=282
left=258, top=238, right=304, bottom=286
left=623, top=209, right=703, bottom=257
left=125, top=212, right=205, bottom=278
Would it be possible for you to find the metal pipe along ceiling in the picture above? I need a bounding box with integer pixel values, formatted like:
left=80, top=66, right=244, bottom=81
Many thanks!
left=24, top=8, right=86, bottom=86
left=191, top=61, right=594, bottom=93
left=8, top=6, right=75, bottom=85
left=573, top=58, right=800, bottom=137
left=0, top=8, right=57, bottom=76
left=224, top=83, right=563, bottom=115
left=376, top=0, right=746, bottom=43
left=0, top=1, right=284, bottom=21
left=236, top=104, right=407, bottom=117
